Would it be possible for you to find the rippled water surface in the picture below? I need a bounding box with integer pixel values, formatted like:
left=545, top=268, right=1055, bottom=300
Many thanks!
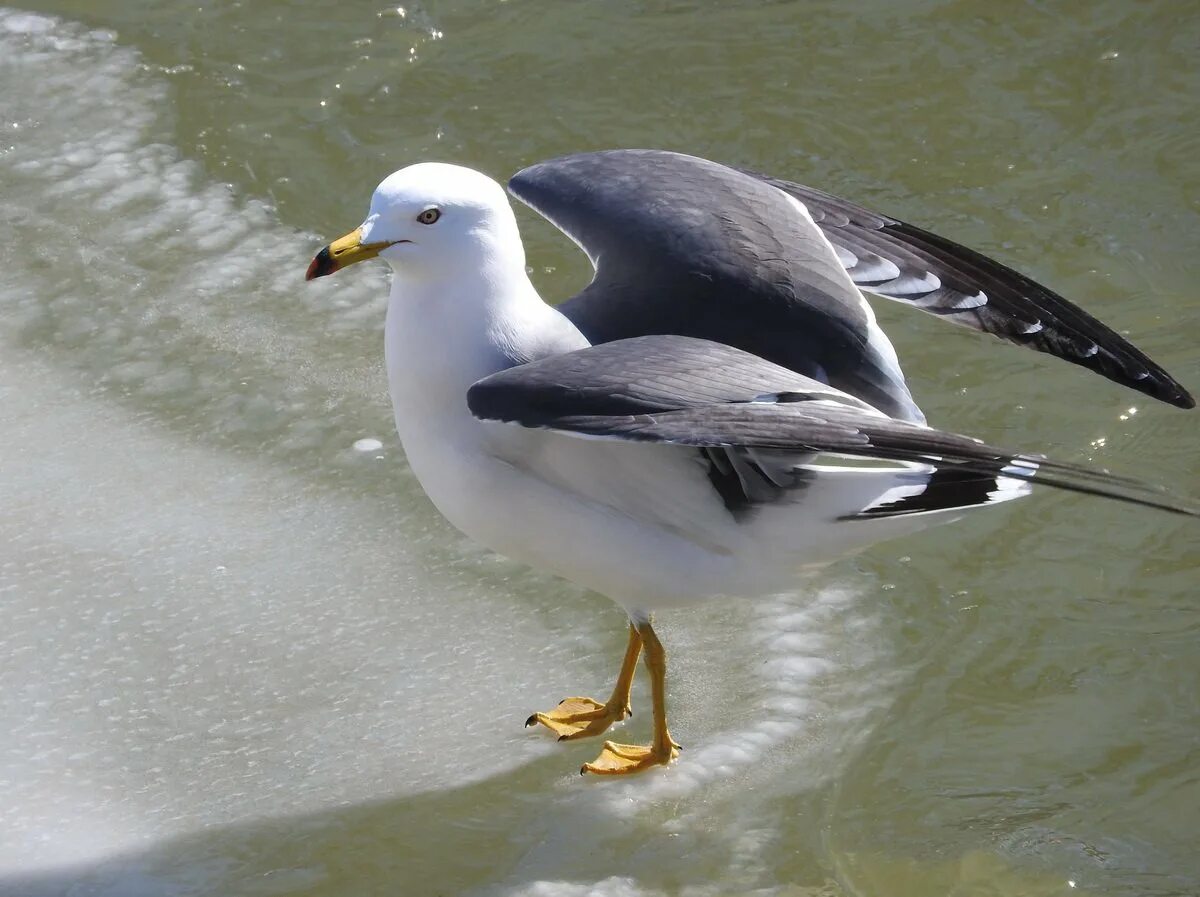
left=1, top=2, right=1197, bottom=895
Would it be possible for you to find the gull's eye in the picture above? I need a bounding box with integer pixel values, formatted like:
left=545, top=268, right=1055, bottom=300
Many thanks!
left=417, top=208, right=441, bottom=225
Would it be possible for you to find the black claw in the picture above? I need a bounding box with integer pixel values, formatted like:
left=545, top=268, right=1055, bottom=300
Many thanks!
left=557, top=734, right=569, bottom=742
left=524, top=714, right=538, bottom=727
left=580, top=765, right=587, bottom=776
left=557, top=698, right=567, bottom=706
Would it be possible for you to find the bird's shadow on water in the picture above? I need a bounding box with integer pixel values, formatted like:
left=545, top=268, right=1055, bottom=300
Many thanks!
left=1, top=753, right=629, bottom=897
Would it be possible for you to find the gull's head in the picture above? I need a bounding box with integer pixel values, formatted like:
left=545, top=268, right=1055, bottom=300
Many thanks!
left=305, top=162, right=522, bottom=282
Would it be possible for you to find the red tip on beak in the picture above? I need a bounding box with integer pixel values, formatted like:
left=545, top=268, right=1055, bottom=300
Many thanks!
left=305, top=246, right=335, bottom=281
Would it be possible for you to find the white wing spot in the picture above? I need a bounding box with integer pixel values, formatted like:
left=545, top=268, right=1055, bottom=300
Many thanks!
left=889, top=271, right=942, bottom=296
left=849, top=255, right=901, bottom=283
left=1001, top=457, right=1042, bottom=476
left=950, top=290, right=988, bottom=310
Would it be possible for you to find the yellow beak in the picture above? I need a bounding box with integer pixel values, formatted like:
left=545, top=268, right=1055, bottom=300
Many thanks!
left=305, top=227, right=395, bottom=280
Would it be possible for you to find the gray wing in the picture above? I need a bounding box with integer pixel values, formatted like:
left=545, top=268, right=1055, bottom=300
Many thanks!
left=467, top=336, right=1199, bottom=519
left=744, top=170, right=1194, bottom=410
left=509, top=150, right=1193, bottom=411
left=508, top=149, right=925, bottom=423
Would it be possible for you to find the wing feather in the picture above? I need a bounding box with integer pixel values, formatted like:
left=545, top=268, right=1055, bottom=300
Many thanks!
left=508, top=149, right=925, bottom=422
left=746, top=171, right=1193, bottom=408
left=509, top=149, right=1192, bottom=410
left=468, top=336, right=1199, bottom=518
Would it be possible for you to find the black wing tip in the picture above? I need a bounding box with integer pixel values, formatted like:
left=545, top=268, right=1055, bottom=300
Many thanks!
left=874, top=219, right=1195, bottom=411
left=1091, top=361, right=1193, bottom=409
left=757, top=174, right=1193, bottom=413
left=1098, top=358, right=1193, bottom=409
left=1163, top=385, right=1196, bottom=410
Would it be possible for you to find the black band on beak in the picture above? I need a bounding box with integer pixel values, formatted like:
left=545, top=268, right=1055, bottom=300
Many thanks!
left=305, top=245, right=336, bottom=281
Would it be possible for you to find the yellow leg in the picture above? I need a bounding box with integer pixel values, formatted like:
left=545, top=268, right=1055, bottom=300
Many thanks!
left=525, top=624, right=642, bottom=740
left=581, top=620, right=681, bottom=776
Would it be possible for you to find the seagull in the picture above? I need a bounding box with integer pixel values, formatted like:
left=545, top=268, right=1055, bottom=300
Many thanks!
left=306, top=149, right=1195, bottom=776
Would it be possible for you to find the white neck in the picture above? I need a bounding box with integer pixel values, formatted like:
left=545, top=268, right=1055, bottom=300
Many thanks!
left=383, top=243, right=587, bottom=435
left=379, top=212, right=591, bottom=541
left=386, top=269, right=518, bottom=417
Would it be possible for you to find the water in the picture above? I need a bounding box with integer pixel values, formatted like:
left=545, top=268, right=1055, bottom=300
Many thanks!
left=0, top=2, right=1197, bottom=895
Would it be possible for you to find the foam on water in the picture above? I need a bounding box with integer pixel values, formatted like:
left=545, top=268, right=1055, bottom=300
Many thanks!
left=0, top=6, right=547, bottom=872
left=0, top=9, right=893, bottom=894
left=0, top=8, right=391, bottom=463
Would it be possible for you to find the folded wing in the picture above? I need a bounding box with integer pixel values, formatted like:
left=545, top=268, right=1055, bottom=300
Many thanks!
left=468, top=335, right=1199, bottom=518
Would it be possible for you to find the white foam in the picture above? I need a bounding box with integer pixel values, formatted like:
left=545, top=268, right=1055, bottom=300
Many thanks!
left=0, top=8, right=569, bottom=875
left=0, top=7, right=389, bottom=426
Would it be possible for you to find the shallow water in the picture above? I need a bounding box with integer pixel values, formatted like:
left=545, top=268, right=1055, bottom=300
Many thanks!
left=0, top=3, right=1197, bottom=895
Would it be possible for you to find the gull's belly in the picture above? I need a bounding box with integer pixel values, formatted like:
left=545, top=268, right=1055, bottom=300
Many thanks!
left=394, top=405, right=997, bottom=613
left=398, top=418, right=765, bottom=612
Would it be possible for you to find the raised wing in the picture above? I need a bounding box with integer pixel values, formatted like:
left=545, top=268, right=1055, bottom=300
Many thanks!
left=508, top=149, right=926, bottom=423
left=468, top=336, right=1199, bottom=518
left=509, top=149, right=1192, bottom=412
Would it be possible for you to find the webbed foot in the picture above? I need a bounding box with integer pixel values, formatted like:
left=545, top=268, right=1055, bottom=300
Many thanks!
left=525, top=696, right=631, bottom=741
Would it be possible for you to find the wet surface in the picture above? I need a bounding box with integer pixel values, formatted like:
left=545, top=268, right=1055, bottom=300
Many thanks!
left=0, top=4, right=1197, bottom=895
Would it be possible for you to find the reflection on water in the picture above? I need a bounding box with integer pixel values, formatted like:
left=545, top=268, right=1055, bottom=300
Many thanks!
left=1, top=4, right=1197, bottom=896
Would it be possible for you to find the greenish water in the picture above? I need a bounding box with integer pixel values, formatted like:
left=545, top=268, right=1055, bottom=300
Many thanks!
left=0, top=2, right=1196, bottom=896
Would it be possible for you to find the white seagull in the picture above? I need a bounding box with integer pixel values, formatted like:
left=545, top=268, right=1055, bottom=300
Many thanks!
left=306, top=150, right=1195, bottom=776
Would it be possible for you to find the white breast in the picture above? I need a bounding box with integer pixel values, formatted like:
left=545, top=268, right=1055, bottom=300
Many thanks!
left=383, top=276, right=760, bottom=610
